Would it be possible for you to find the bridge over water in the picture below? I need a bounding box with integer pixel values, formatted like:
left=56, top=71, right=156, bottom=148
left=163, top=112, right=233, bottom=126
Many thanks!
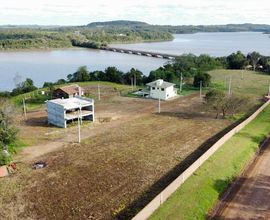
left=101, top=47, right=178, bottom=60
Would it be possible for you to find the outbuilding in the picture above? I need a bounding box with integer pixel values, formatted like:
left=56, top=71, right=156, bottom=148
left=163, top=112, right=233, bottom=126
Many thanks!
left=47, top=97, right=94, bottom=128
left=146, top=79, right=177, bottom=100
left=53, top=84, right=84, bottom=99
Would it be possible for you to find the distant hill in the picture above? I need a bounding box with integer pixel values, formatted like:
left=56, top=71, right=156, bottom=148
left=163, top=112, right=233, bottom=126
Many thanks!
left=85, top=20, right=270, bottom=33
left=87, top=20, right=149, bottom=28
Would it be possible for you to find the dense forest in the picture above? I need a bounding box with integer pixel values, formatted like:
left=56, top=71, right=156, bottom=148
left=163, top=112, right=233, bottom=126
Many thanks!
left=1, top=20, right=270, bottom=50
left=0, top=21, right=173, bottom=50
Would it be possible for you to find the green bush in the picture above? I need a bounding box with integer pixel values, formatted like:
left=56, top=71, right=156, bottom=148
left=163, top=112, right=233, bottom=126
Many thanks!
left=0, top=150, right=11, bottom=166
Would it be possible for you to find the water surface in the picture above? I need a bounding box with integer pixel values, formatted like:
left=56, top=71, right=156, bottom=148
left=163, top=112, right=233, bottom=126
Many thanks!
left=0, top=49, right=165, bottom=91
left=1, top=32, right=269, bottom=91
left=111, top=32, right=270, bottom=56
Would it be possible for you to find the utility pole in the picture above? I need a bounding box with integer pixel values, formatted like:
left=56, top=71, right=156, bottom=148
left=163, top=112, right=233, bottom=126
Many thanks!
left=180, top=73, right=183, bottom=93
left=158, top=98, right=161, bottom=113
left=268, top=81, right=270, bottom=96
left=131, top=77, right=134, bottom=91
left=80, top=103, right=82, bottom=125
left=228, top=75, right=232, bottom=96
left=199, top=81, right=202, bottom=99
left=78, top=109, right=81, bottom=143
left=98, top=84, right=101, bottom=101
left=134, top=74, right=136, bottom=90
left=22, top=98, right=26, bottom=119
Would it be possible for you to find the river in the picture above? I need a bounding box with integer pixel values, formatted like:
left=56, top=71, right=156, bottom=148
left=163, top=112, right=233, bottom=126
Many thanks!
left=0, top=32, right=269, bottom=91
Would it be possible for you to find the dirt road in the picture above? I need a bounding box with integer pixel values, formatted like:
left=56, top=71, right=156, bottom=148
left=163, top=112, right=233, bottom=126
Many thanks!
left=213, top=138, right=270, bottom=219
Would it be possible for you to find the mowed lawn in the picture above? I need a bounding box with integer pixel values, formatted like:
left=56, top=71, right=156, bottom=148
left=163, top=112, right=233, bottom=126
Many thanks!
left=0, top=103, right=230, bottom=219
left=150, top=99, right=270, bottom=220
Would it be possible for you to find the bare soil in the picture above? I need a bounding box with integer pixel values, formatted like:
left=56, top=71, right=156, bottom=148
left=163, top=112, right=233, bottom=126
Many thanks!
left=1, top=85, right=232, bottom=220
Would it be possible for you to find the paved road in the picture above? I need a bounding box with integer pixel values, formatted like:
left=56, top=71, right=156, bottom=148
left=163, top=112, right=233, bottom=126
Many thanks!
left=214, top=139, right=270, bottom=219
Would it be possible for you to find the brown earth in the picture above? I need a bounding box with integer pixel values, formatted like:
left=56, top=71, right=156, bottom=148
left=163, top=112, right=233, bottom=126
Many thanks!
left=211, top=138, right=270, bottom=219
left=1, top=86, right=233, bottom=220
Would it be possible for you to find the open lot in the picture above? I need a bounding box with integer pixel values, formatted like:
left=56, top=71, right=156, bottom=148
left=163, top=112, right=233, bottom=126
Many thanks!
left=1, top=70, right=270, bottom=220
left=1, top=83, right=233, bottom=220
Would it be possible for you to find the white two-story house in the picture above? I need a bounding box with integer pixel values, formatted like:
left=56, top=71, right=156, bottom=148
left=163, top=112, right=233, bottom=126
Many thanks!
left=146, top=79, right=177, bottom=100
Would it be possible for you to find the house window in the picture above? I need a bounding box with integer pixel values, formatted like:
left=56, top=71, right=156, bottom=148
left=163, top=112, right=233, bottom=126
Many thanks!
left=152, top=87, right=155, bottom=90
left=161, top=88, right=164, bottom=91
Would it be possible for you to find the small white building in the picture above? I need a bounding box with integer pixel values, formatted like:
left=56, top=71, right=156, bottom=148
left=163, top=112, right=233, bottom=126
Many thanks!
left=47, top=97, right=94, bottom=128
left=146, top=79, right=177, bottom=100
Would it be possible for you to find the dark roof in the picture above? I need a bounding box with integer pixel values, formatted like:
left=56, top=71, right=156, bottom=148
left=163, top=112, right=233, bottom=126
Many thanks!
left=55, top=84, right=83, bottom=95
left=146, top=79, right=175, bottom=89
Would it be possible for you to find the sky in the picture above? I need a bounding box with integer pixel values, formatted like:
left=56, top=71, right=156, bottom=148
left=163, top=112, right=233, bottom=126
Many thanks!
left=0, top=0, right=269, bottom=26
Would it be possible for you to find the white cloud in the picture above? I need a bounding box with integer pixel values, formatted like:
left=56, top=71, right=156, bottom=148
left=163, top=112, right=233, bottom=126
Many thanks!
left=0, top=0, right=269, bottom=25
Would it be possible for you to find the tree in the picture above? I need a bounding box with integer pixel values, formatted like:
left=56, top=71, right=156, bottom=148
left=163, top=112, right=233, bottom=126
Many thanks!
left=226, top=51, right=246, bottom=69
left=204, top=89, right=226, bottom=118
left=69, top=66, right=90, bottom=82
left=0, top=99, right=18, bottom=165
left=11, top=78, right=37, bottom=96
left=123, top=68, right=143, bottom=85
left=224, top=94, right=251, bottom=117
left=205, top=89, right=250, bottom=118
left=104, top=67, right=123, bottom=83
left=55, top=79, right=67, bottom=85
left=265, top=60, right=270, bottom=74
left=247, top=51, right=261, bottom=71
left=193, top=72, right=211, bottom=87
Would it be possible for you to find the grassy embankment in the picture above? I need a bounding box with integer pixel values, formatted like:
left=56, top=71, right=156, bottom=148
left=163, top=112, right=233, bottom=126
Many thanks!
left=150, top=98, right=270, bottom=219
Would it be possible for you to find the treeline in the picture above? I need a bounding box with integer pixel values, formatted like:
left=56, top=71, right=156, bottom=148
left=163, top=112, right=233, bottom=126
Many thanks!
left=87, top=20, right=270, bottom=34
left=150, top=23, right=270, bottom=34
left=225, top=51, right=270, bottom=73
left=0, top=29, right=75, bottom=49
left=42, top=54, right=218, bottom=89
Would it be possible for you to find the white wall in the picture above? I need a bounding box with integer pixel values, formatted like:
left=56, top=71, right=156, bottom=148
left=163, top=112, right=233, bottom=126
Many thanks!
left=165, top=86, right=177, bottom=99
left=150, top=86, right=176, bottom=100
left=47, top=102, right=66, bottom=128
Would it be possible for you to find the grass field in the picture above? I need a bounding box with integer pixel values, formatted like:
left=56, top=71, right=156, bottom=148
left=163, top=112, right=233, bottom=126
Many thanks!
left=11, top=69, right=270, bottom=110
left=150, top=102, right=270, bottom=220
left=209, top=69, right=270, bottom=98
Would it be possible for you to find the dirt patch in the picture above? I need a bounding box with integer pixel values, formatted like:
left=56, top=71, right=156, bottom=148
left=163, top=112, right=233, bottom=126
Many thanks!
left=18, top=98, right=230, bottom=219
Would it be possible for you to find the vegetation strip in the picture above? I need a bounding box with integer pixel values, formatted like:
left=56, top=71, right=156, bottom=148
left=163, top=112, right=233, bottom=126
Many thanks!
left=132, top=101, right=270, bottom=220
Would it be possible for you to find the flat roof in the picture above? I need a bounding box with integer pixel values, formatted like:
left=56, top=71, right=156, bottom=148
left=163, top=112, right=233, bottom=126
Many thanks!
left=48, top=97, right=93, bottom=110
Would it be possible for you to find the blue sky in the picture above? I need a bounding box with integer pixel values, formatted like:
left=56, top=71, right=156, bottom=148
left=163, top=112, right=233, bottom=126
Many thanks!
left=0, top=0, right=269, bottom=26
